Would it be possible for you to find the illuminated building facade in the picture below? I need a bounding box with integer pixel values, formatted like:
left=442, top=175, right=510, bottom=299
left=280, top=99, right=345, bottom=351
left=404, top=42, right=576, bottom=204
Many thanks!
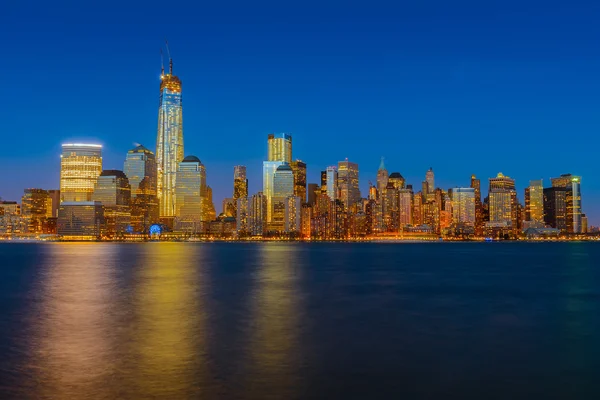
left=204, top=185, right=216, bottom=222
left=156, top=58, right=184, bottom=219
left=273, top=164, right=295, bottom=198
left=174, top=156, right=205, bottom=232
left=470, top=175, right=483, bottom=233
left=92, top=170, right=131, bottom=235
left=376, top=157, right=388, bottom=199
left=21, top=189, right=52, bottom=233
left=284, top=196, right=302, bottom=233
left=233, top=165, right=248, bottom=217
left=249, top=192, right=267, bottom=235
left=525, top=179, right=544, bottom=223
left=488, top=173, right=518, bottom=229
left=57, top=201, right=104, bottom=239
left=398, top=188, right=413, bottom=227
left=124, top=144, right=158, bottom=232
left=550, top=174, right=582, bottom=233
left=383, top=182, right=398, bottom=231
left=222, top=198, right=236, bottom=217
left=301, top=204, right=312, bottom=238
left=263, top=160, right=286, bottom=222
left=451, top=187, right=476, bottom=225
left=60, top=143, right=102, bottom=202
left=338, top=160, right=360, bottom=211
left=326, top=166, right=338, bottom=200
left=425, top=167, right=435, bottom=201
left=236, top=196, right=249, bottom=234
left=307, top=183, right=319, bottom=205
left=413, top=193, right=423, bottom=226
left=388, top=172, right=405, bottom=190
left=48, top=190, right=60, bottom=218
left=290, top=160, right=307, bottom=202
left=544, top=187, right=567, bottom=231
left=267, top=133, right=292, bottom=163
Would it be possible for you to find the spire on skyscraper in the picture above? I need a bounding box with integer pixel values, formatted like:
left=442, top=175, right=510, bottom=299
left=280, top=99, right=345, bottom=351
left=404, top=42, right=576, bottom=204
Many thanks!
left=378, top=157, right=386, bottom=171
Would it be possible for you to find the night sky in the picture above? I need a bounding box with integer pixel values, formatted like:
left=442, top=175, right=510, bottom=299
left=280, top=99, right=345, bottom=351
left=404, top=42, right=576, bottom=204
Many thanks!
left=2, top=1, right=599, bottom=223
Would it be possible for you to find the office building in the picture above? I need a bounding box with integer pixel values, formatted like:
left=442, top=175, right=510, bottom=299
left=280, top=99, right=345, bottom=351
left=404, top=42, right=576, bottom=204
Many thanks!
left=124, top=144, right=158, bottom=232
left=307, top=183, right=319, bottom=205
left=267, top=133, right=292, bottom=163
left=398, top=188, right=413, bottom=227
left=273, top=163, right=295, bottom=198
left=451, top=188, right=476, bottom=225
left=156, top=55, right=184, bottom=219
left=376, top=157, right=388, bottom=199
left=222, top=198, right=236, bottom=217
left=48, top=190, right=60, bottom=218
left=338, top=160, right=360, bottom=211
left=236, top=197, right=249, bottom=234
left=174, top=156, right=205, bottom=232
left=388, top=172, right=405, bottom=190
left=249, top=192, right=267, bottom=235
left=60, top=143, right=103, bottom=202
left=488, top=173, right=518, bottom=228
left=470, top=175, right=483, bottom=231
left=525, top=180, right=544, bottom=223
left=233, top=166, right=248, bottom=217
left=57, top=201, right=104, bottom=239
left=21, top=189, right=52, bottom=233
left=284, top=196, right=302, bottom=233
left=326, top=166, right=338, bottom=200
left=551, top=174, right=582, bottom=233
left=92, top=170, right=131, bottom=235
left=290, top=160, right=307, bottom=202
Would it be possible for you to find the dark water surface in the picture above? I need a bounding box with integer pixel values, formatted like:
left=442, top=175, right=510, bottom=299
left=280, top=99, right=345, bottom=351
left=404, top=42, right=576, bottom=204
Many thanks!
left=1, top=242, right=600, bottom=399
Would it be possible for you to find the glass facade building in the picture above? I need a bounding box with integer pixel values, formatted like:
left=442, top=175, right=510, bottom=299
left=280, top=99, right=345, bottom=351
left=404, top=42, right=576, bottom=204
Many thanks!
left=174, top=156, right=205, bottom=232
left=57, top=201, right=105, bottom=239
left=338, top=160, right=360, bottom=211
left=267, top=133, right=292, bottom=163
left=550, top=174, right=582, bottom=233
left=92, top=170, right=131, bottom=235
left=290, top=160, right=307, bottom=202
left=451, top=187, right=476, bottom=225
left=60, top=143, right=102, bottom=202
left=124, top=145, right=159, bottom=233
left=326, top=166, right=338, bottom=200
left=525, top=179, right=544, bottom=223
left=156, top=62, right=184, bottom=218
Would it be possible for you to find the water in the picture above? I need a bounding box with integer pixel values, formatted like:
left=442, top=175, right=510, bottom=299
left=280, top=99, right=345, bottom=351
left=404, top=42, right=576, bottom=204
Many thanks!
left=0, top=242, right=599, bottom=399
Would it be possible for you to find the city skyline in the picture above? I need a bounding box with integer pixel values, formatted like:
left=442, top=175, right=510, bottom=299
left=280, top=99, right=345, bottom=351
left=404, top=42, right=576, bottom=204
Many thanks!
left=2, top=2, right=600, bottom=224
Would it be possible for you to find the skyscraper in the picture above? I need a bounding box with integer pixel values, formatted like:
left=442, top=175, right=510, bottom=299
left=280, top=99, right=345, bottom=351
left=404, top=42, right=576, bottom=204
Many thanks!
left=525, top=180, right=544, bottom=223
left=398, top=188, right=413, bottom=227
left=273, top=164, right=295, bottom=198
left=156, top=55, right=184, bottom=219
left=338, top=160, right=360, bottom=211
left=124, top=144, right=158, bottom=232
left=263, top=134, right=292, bottom=222
left=60, top=143, right=102, bottom=202
left=550, top=174, right=582, bottom=233
left=307, top=183, right=319, bottom=205
left=233, top=165, right=248, bottom=200
left=488, top=173, right=517, bottom=228
left=470, top=175, right=483, bottom=232
left=267, top=133, right=292, bottom=163
left=376, top=157, right=388, bottom=199
left=290, top=160, right=307, bottom=202
left=249, top=192, right=267, bottom=236
left=544, top=187, right=567, bottom=231
left=174, top=156, right=205, bottom=232
left=451, top=188, right=476, bottom=225
left=21, top=189, right=52, bottom=233
left=426, top=167, right=435, bottom=194
left=388, top=172, right=405, bottom=190
left=326, top=166, right=338, bottom=200
left=92, top=170, right=132, bottom=235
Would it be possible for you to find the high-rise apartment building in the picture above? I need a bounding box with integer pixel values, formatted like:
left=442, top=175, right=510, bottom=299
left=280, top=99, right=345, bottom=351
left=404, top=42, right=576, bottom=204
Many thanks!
left=60, top=143, right=102, bottom=202
left=92, top=170, right=131, bottom=235
left=236, top=197, right=249, bottom=234
left=290, top=160, right=307, bottom=202
left=249, top=192, right=267, bottom=236
left=156, top=56, right=184, bottom=219
left=525, top=180, right=544, bottom=223
left=338, top=160, right=360, bottom=211
left=174, top=156, right=205, bottom=232
left=451, top=188, right=476, bottom=225
left=284, top=196, right=302, bottom=233
left=398, top=188, right=413, bottom=227
left=470, top=175, right=483, bottom=232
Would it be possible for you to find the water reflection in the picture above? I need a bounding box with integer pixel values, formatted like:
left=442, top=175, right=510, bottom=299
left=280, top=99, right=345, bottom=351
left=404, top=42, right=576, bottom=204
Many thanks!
left=28, top=243, right=120, bottom=399
left=245, top=244, right=304, bottom=398
left=124, top=243, right=209, bottom=398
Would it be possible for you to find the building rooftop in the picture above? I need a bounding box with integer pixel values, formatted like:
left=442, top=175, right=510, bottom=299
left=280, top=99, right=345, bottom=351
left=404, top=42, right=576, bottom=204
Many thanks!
left=182, top=155, right=201, bottom=163
left=276, top=163, right=293, bottom=172
left=100, top=170, right=128, bottom=178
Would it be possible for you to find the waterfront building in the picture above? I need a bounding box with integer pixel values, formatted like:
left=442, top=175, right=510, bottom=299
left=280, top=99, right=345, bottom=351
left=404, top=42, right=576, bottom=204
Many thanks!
left=156, top=56, right=184, bottom=219
left=301, top=204, right=312, bottom=238
left=267, top=133, right=292, bottom=163
left=413, top=193, right=423, bottom=226
left=398, top=188, right=413, bottom=227
left=338, top=160, right=360, bottom=211
left=233, top=166, right=248, bottom=217
left=470, top=175, right=483, bottom=234
left=376, top=157, right=388, bottom=200
left=236, top=196, right=249, bottom=235
left=551, top=174, right=582, bottom=233
left=326, top=166, right=338, bottom=201
left=249, top=192, right=267, bottom=236
left=124, top=144, right=158, bottom=232
left=488, top=173, right=518, bottom=229
left=525, top=180, right=544, bottom=223
left=582, top=214, right=588, bottom=233
left=0, top=202, right=26, bottom=235
left=48, top=190, right=60, bottom=218
left=60, top=143, right=102, bottom=202
left=284, top=196, right=302, bottom=233
left=21, top=189, right=52, bottom=233
left=174, top=156, right=205, bottom=233
left=92, top=170, right=131, bottom=236
left=451, top=187, right=476, bottom=225
left=290, top=160, right=307, bottom=202
left=204, top=186, right=216, bottom=222
left=57, top=201, right=104, bottom=239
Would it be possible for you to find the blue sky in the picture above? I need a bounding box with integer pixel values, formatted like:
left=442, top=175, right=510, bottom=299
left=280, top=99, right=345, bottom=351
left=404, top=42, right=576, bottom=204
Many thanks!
left=1, top=1, right=599, bottom=223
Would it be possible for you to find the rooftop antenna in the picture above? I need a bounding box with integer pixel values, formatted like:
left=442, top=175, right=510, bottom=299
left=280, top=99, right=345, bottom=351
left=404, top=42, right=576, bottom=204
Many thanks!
left=160, top=48, right=165, bottom=75
left=165, top=39, right=172, bottom=74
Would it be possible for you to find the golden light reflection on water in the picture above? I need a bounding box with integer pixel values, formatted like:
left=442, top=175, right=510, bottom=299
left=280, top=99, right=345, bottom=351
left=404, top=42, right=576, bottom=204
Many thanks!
left=246, top=244, right=303, bottom=396
left=125, top=243, right=207, bottom=398
left=29, top=243, right=120, bottom=399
